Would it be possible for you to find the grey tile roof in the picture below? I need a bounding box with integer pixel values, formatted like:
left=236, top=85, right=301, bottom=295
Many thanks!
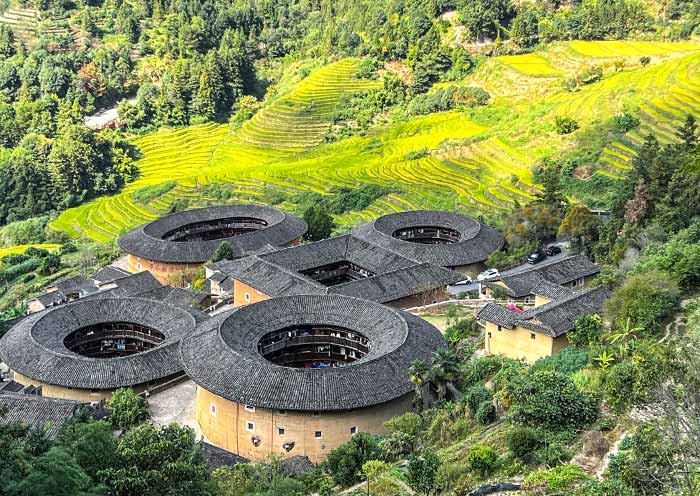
left=0, top=297, right=198, bottom=390
left=201, top=442, right=248, bottom=472
left=210, top=235, right=463, bottom=304
left=118, top=205, right=307, bottom=263
left=55, top=275, right=88, bottom=292
left=87, top=271, right=163, bottom=299
left=91, top=266, right=130, bottom=285
left=486, top=255, right=601, bottom=298
left=180, top=295, right=446, bottom=411
left=477, top=285, right=611, bottom=337
left=530, top=280, right=575, bottom=301
left=353, top=210, right=504, bottom=267
left=0, top=391, right=80, bottom=437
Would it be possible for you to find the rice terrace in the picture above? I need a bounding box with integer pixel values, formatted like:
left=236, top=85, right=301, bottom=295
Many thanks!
left=51, top=40, right=700, bottom=242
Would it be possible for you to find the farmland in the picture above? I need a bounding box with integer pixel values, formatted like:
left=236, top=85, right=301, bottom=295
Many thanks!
left=51, top=41, right=700, bottom=242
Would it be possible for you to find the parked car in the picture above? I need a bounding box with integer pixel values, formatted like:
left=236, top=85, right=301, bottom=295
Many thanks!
left=454, top=276, right=473, bottom=286
left=477, top=268, right=500, bottom=281
left=545, top=245, right=562, bottom=256
left=527, top=252, right=546, bottom=264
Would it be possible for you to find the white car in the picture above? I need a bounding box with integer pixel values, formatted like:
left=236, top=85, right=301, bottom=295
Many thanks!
left=477, top=268, right=500, bottom=281
left=453, top=276, right=473, bottom=286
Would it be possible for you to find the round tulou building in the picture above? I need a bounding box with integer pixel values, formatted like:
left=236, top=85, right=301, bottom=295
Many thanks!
left=353, top=210, right=504, bottom=275
left=180, top=294, right=445, bottom=463
left=118, top=205, right=307, bottom=284
left=0, top=297, right=196, bottom=401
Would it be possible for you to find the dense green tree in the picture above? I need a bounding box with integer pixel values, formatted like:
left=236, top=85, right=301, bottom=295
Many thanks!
left=212, top=241, right=234, bottom=262
left=604, top=270, right=680, bottom=334
left=108, top=388, right=149, bottom=431
left=100, top=423, right=212, bottom=496
left=325, top=432, right=381, bottom=486
left=509, top=370, right=598, bottom=430
left=302, top=204, right=334, bottom=241
left=459, top=0, right=515, bottom=40
left=13, top=447, right=107, bottom=496
left=57, top=420, right=117, bottom=480
left=407, top=448, right=441, bottom=495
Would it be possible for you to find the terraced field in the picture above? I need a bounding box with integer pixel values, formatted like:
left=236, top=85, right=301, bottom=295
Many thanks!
left=0, top=7, right=70, bottom=43
left=51, top=42, right=700, bottom=242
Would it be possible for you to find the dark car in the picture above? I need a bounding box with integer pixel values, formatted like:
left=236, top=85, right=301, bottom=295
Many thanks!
left=545, top=245, right=562, bottom=256
left=527, top=251, right=546, bottom=264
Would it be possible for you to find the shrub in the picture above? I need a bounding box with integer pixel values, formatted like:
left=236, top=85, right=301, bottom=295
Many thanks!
left=612, top=113, right=640, bottom=133
left=467, top=445, right=497, bottom=477
left=555, top=116, right=579, bottom=135
left=38, top=253, right=61, bottom=275
left=523, top=464, right=589, bottom=493
left=475, top=401, right=496, bottom=425
left=530, top=347, right=589, bottom=375
left=384, top=412, right=422, bottom=438
left=535, top=442, right=572, bottom=466
left=60, top=242, right=78, bottom=255
left=568, top=314, right=603, bottom=348
left=509, top=370, right=598, bottom=430
left=640, top=56, right=651, bottom=66
left=326, top=432, right=381, bottom=486
left=604, top=270, right=680, bottom=334
left=132, top=180, right=176, bottom=204
left=507, top=427, right=542, bottom=462
left=464, top=384, right=492, bottom=415
left=211, top=241, right=234, bottom=262
left=444, top=316, right=480, bottom=347
left=379, top=431, right=414, bottom=461
left=0, top=258, right=40, bottom=284
left=405, top=148, right=429, bottom=160
left=1, top=253, right=29, bottom=266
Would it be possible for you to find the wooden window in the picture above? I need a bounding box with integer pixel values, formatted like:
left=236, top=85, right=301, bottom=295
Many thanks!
left=350, top=426, right=357, bottom=435
left=497, top=325, right=502, bottom=331
left=246, top=421, right=255, bottom=432
left=245, top=405, right=255, bottom=412
left=315, top=431, right=322, bottom=439
left=210, top=403, right=216, bottom=416
left=278, top=427, right=285, bottom=436
left=530, top=333, right=536, bottom=340
left=244, top=292, right=251, bottom=302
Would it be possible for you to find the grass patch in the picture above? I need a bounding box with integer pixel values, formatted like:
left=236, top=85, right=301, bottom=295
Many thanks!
left=132, top=181, right=177, bottom=204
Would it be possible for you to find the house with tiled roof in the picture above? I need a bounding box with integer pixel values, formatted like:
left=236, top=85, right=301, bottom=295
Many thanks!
left=482, top=255, right=601, bottom=306
left=477, top=285, right=611, bottom=363
left=0, top=391, right=82, bottom=437
left=205, top=234, right=463, bottom=309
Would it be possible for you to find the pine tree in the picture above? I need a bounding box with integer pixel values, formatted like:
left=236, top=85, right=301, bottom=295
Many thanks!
left=193, top=52, right=225, bottom=120
left=678, top=114, right=698, bottom=147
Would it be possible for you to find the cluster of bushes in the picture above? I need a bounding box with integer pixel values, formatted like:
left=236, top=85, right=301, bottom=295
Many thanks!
left=132, top=180, right=176, bottom=204
left=0, top=246, right=60, bottom=285
left=404, top=86, right=490, bottom=116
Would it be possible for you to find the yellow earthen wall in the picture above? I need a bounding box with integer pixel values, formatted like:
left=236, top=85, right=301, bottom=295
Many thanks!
left=13, top=372, right=117, bottom=401
left=126, top=254, right=202, bottom=286
left=196, top=386, right=414, bottom=464
left=483, top=322, right=564, bottom=363
left=232, top=280, right=270, bottom=307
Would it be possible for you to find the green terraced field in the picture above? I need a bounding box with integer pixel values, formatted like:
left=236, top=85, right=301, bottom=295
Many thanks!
left=50, top=43, right=700, bottom=242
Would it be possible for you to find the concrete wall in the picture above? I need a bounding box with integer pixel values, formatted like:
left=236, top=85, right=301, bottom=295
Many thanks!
left=484, top=322, right=569, bottom=363
left=126, top=254, right=202, bottom=286
left=196, top=386, right=414, bottom=464
left=451, top=261, right=487, bottom=277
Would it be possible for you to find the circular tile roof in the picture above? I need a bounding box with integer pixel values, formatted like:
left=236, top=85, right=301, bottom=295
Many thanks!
left=118, top=205, right=308, bottom=263
left=353, top=210, right=504, bottom=267
left=180, top=295, right=445, bottom=411
left=0, top=298, right=196, bottom=390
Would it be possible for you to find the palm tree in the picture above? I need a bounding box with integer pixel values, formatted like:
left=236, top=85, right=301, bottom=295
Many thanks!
left=429, top=349, right=460, bottom=401
left=609, top=317, right=642, bottom=355
left=409, top=360, right=429, bottom=410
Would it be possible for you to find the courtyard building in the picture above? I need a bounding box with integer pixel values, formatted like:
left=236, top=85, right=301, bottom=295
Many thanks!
left=180, top=294, right=445, bottom=463
left=118, top=205, right=307, bottom=285
left=0, top=296, right=202, bottom=402
left=205, top=234, right=463, bottom=309
left=352, top=210, right=503, bottom=275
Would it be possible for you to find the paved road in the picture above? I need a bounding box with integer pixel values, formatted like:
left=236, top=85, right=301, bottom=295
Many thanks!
left=447, top=245, right=568, bottom=296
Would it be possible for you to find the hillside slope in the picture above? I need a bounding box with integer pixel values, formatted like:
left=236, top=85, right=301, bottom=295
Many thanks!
left=51, top=41, right=700, bottom=241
